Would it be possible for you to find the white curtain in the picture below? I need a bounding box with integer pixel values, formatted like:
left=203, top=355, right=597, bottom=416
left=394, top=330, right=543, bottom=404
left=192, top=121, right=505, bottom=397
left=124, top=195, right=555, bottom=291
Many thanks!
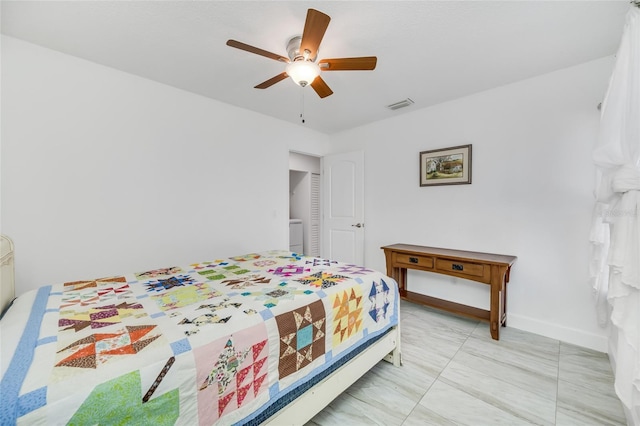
left=589, top=4, right=640, bottom=420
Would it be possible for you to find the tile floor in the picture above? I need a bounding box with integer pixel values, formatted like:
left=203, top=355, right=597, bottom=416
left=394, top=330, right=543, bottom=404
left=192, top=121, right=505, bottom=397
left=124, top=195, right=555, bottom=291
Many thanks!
left=307, top=300, right=627, bottom=425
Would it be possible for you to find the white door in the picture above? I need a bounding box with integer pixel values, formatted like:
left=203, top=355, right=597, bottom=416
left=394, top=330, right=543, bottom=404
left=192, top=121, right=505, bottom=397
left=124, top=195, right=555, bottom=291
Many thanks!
left=322, top=151, right=365, bottom=264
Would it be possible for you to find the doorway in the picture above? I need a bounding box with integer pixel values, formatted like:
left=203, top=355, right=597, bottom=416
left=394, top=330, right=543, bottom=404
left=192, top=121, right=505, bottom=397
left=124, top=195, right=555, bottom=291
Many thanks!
left=289, top=150, right=365, bottom=263
left=289, top=152, right=321, bottom=257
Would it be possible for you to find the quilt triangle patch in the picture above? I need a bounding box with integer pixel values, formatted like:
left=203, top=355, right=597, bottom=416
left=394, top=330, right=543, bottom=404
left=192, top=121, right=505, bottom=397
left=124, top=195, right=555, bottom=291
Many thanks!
left=333, top=295, right=341, bottom=309
left=58, top=335, right=96, bottom=352
left=252, top=340, right=267, bottom=361
left=60, top=319, right=93, bottom=332
left=126, top=325, right=156, bottom=341
left=56, top=343, right=97, bottom=368
left=236, top=365, right=252, bottom=387
left=253, top=357, right=267, bottom=376
left=131, top=335, right=160, bottom=353
left=218, top=392, right=235, bottom=416
left=236, top=382, right=252, bottom=407
left=253, top=373, right=267, bottom=397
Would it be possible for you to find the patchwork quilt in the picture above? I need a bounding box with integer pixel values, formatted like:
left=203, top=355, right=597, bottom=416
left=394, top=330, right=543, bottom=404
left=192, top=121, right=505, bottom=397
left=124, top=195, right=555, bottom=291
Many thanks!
left=0, top=250, right=398, bottom=425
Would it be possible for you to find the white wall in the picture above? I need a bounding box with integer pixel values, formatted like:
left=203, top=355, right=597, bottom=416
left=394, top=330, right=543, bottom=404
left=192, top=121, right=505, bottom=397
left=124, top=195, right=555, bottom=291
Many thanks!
left=0, top=34, right=615, bottom=351
left=0, top=36, right=329, bottom=295
left=289, top=152, right=320, bottom=174
left=329, top=57, right=614, bottom=351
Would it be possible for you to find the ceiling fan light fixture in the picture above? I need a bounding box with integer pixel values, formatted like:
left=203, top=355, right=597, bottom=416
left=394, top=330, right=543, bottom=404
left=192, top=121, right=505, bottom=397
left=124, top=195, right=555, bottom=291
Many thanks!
left=226, top=9, right=376, bottom=99
left=286, top=60, right=320, bottom=87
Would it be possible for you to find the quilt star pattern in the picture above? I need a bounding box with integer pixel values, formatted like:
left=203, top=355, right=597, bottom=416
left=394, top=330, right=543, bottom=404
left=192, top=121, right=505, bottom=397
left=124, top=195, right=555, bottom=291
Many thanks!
left=144, top=274, right=196, bottom=292
left=275, top=299, right=326, bottom=379
left=2, top=250, right=398, bottom=426
left=295, top=271, right=349, bottom=289
left=368, top=279, right=392, bottom=323
left=332, top=287, right=364, bottom=347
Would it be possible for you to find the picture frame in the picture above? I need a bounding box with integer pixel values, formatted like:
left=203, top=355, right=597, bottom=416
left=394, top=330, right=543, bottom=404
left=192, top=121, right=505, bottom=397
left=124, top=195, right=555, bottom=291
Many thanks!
left=420, top=144, right=472, bottom=186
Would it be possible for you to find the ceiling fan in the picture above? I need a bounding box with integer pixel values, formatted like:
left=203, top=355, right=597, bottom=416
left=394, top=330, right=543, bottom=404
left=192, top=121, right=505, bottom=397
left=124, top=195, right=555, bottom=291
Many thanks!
left=226, top=8, right=377, bottom=99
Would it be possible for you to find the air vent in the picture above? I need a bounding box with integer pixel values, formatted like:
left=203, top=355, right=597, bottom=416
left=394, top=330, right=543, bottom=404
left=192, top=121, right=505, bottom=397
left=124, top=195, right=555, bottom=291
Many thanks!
left=385, top=98, right=414, bottom=111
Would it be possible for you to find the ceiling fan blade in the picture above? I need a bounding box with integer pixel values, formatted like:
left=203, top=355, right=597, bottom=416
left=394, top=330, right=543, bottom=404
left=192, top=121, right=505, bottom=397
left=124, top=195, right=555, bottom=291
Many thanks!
left=318, top=57, right=377, bottom=71
left=226, top=40, right=289, bottom=63
left=300, top=9, right=330, bottom=60
left=310, top=76, right=333, bottom=98
left=254, top=72, right=289, bottom=89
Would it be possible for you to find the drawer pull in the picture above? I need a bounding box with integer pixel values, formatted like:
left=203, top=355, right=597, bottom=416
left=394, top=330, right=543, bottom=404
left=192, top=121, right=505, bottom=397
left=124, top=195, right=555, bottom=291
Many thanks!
left=452, top=263, right=464, bottom=271
left=409, top=257, right=419, bottom=264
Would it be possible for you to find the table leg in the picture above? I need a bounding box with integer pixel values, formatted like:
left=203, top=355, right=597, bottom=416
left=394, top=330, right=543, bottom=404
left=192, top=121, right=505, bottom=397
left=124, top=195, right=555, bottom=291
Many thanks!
left=489, top=290, right=500, bottom=340
left=502, top=275, right=508, bottom=327
left=489, top=265, right=502, bottom=340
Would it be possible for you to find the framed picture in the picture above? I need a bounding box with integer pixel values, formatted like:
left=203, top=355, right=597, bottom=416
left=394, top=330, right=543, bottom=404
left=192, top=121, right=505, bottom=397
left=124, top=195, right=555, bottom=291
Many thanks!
left=420, top=144, right=472, bottom=186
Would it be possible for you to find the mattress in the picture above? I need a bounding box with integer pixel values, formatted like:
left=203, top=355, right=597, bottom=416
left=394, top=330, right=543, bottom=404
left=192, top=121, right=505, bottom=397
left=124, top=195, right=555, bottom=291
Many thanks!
left=0, top=250, right=399, bottom=425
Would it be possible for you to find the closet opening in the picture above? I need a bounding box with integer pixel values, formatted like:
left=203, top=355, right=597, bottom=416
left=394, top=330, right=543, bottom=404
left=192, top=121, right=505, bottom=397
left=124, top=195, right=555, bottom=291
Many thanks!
left=289, top=152, right=321, bottom=257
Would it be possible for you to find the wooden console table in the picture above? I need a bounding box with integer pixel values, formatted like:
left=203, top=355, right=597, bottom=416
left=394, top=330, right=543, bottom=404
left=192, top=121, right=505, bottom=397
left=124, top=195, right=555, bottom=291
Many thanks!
left=381, top=244, right=516, bottom=340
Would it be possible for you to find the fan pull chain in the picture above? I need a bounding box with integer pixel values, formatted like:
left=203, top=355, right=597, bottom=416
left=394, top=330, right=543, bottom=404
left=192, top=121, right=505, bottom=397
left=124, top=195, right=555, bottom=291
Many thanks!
left=300, top=88, right=306, bottom=124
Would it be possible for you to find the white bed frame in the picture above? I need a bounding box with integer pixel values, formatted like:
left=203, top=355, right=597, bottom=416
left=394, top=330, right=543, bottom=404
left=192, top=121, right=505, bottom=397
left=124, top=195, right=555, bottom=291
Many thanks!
left=264, top=321, right=402, bottom=425
left=0, top=235, right=15, bottom=316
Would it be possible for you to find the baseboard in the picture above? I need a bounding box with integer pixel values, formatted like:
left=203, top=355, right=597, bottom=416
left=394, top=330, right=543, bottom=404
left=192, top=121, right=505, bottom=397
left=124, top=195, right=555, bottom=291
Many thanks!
left=507, top=313, right=608, bottom=353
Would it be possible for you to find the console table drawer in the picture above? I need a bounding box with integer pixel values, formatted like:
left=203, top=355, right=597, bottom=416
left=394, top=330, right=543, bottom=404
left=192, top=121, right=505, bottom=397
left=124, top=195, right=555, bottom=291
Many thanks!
left=394, top=253, right=434, bottom=269
left=436, top=258, right=485, bottom=278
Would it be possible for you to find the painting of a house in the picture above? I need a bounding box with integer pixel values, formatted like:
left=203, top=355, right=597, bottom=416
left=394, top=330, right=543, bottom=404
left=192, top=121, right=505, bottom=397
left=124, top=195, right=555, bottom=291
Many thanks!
left=420, top=145, right=471, bottom=186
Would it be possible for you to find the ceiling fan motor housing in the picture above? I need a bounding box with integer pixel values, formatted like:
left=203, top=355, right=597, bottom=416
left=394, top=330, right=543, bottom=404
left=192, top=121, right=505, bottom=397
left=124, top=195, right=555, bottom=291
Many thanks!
left=287, top=35, right=317, bottom=62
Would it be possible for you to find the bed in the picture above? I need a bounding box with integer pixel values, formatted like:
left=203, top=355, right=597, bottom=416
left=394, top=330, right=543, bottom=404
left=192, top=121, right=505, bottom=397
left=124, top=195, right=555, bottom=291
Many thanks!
left=0, top=235, right=15, bottom=317
left=0, top=249, right=401, bottom=425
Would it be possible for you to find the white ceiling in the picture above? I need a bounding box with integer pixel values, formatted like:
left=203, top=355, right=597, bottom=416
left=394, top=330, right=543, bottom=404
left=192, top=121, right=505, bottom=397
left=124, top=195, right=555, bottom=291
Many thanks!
left=1, top=1, right=630, bottom=134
